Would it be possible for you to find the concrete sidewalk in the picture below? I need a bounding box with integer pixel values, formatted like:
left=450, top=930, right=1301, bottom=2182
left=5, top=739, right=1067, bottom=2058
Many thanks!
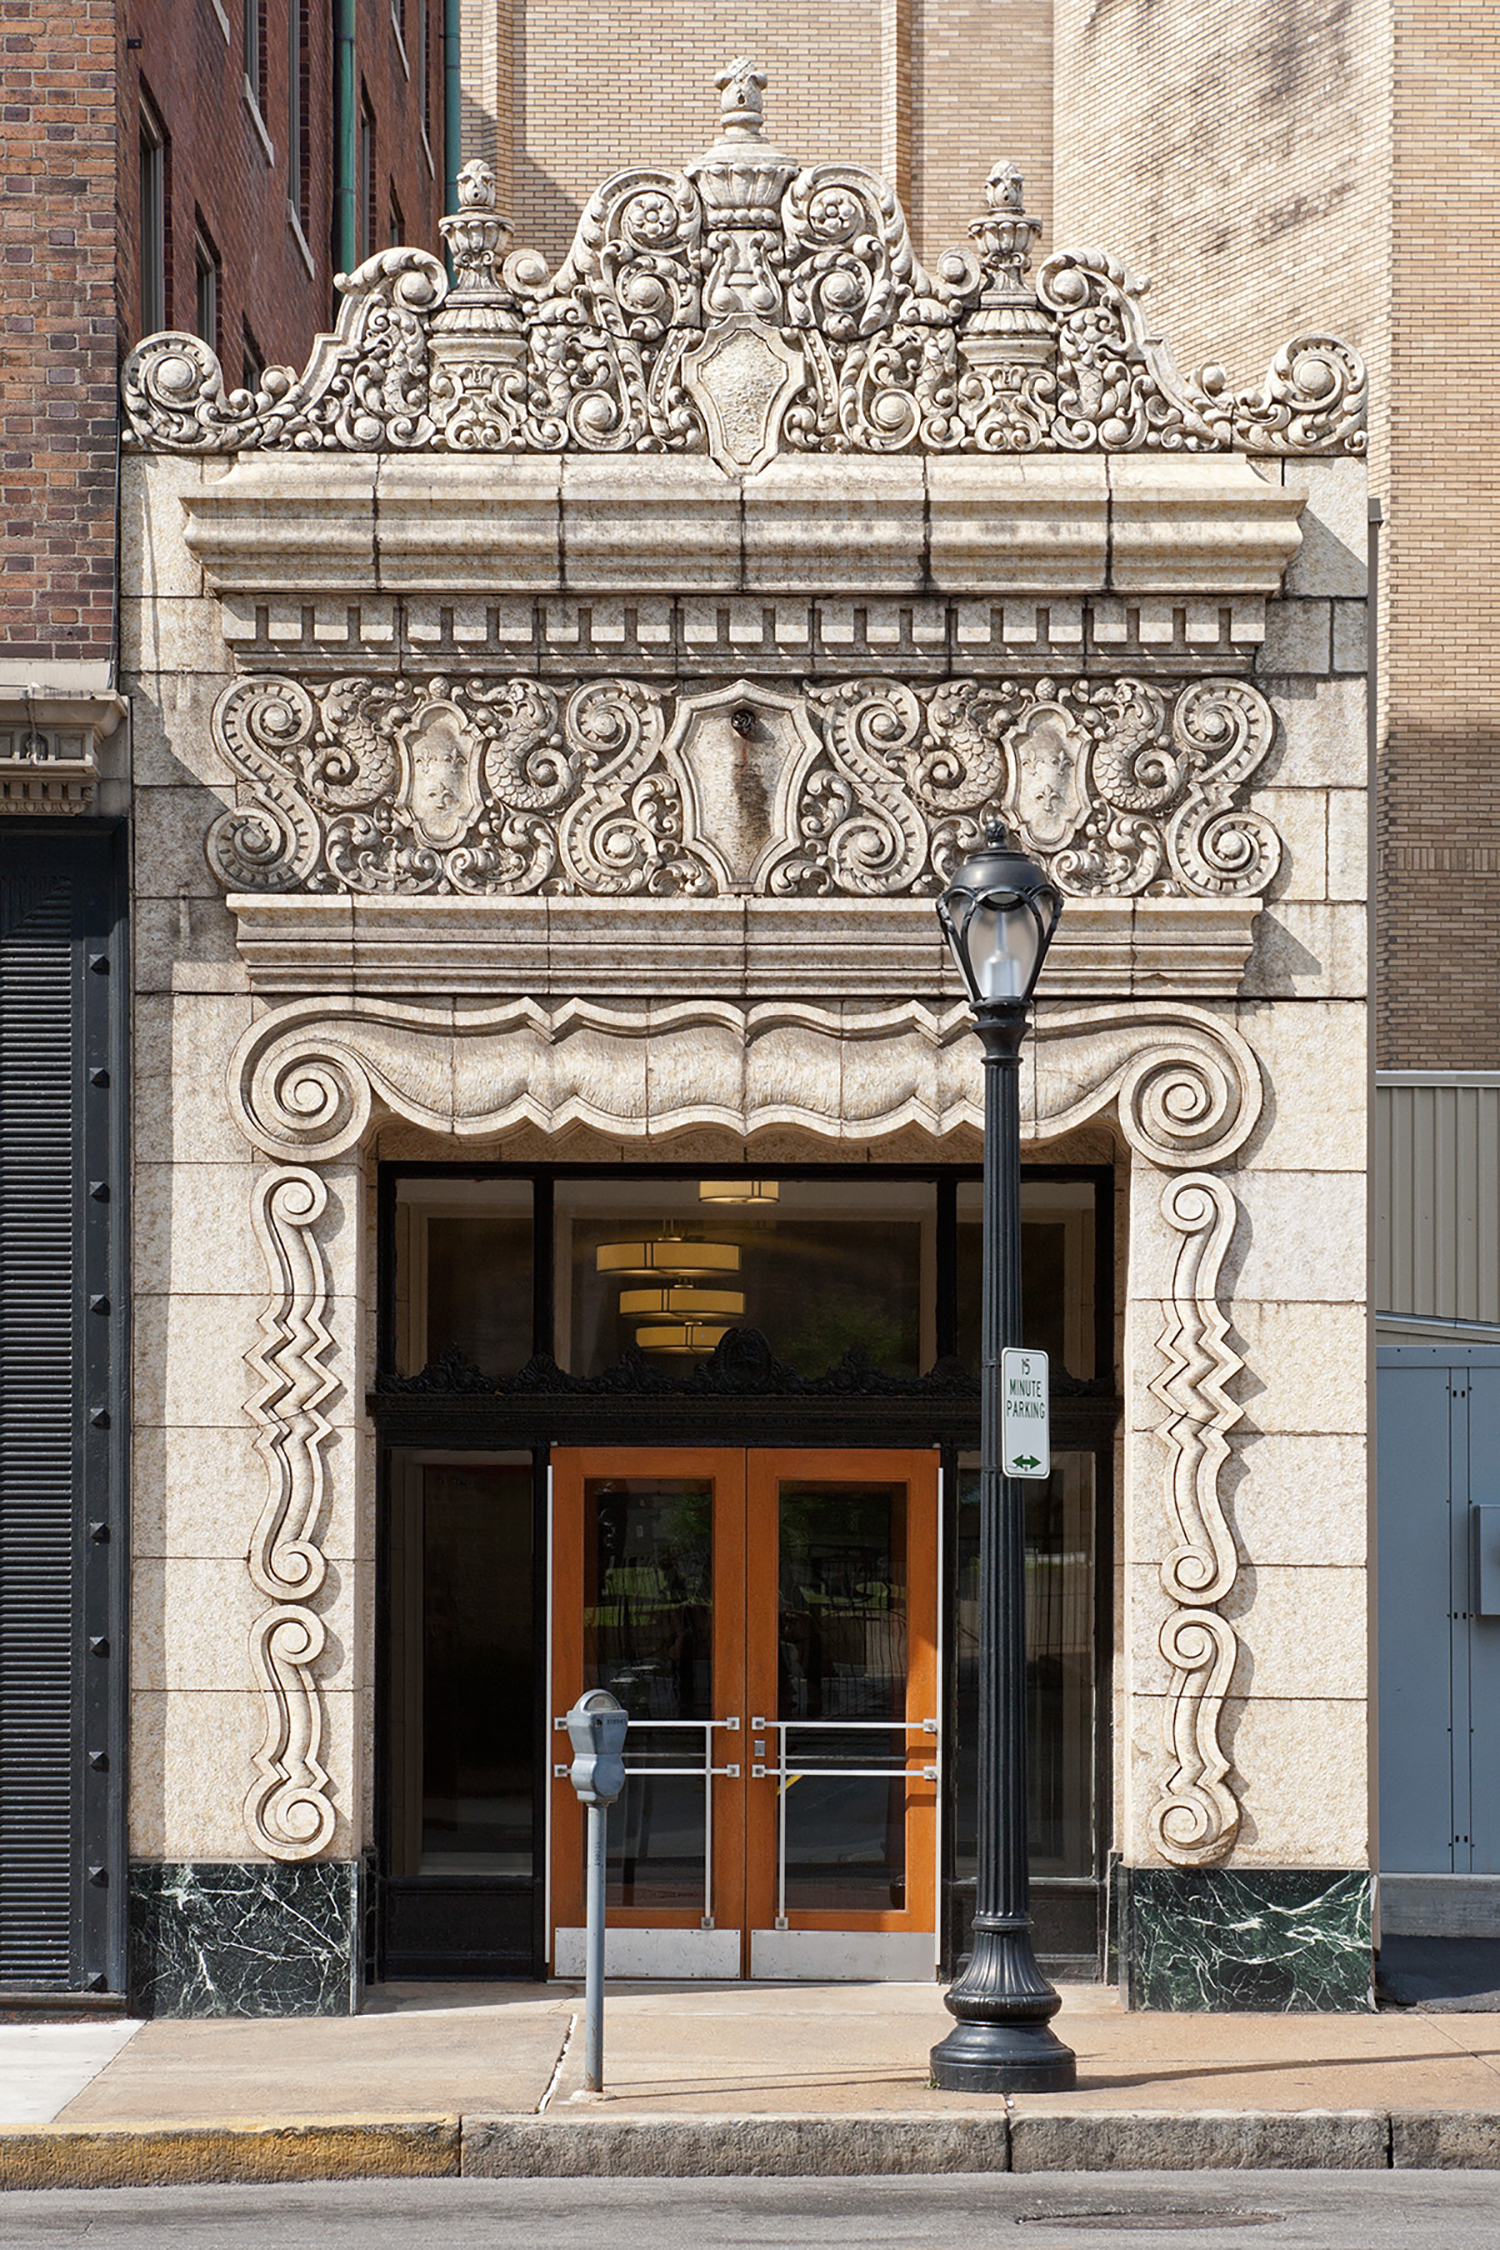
left=5, top=1981, right=1500, bottom=2187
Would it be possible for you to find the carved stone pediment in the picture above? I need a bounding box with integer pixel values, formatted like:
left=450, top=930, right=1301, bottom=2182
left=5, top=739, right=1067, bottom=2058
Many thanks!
left=121, top=64, right=1365, bottom=463
left=206, top=670, right=1279, bottom=905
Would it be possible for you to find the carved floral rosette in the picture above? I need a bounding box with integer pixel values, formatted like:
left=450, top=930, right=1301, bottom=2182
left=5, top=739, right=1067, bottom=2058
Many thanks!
left=120, top=70, right=1365, bottom=464
left=205, top=670, right=1280, bottom=903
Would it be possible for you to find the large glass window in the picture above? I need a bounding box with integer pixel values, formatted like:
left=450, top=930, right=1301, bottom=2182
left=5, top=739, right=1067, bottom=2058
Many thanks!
left=394, top=1178, right=533, bottom=1378
left=558, top=1178, right=932, bottom=1377
left=951, top=1452, right=1096, bottom=1881
left=388, top=1167, right=1105, bottom=1385
left=956, top=1180, right=1097, bottom=1378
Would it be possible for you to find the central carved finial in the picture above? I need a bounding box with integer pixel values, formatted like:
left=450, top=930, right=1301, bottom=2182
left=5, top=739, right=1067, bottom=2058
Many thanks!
left=716, top=57, right=767, bottom=141
left=455, top=158, right=497, bottom=212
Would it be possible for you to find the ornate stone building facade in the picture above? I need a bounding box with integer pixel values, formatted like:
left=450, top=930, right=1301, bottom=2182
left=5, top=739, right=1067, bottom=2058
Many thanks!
left=114, top=65, right=1370, bottom=2010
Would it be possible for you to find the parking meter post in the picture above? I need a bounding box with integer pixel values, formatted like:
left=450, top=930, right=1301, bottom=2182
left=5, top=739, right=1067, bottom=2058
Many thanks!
left=585, top=1801, right=607, bottom=2091
left=563, top=1688, right=628, bottom=2098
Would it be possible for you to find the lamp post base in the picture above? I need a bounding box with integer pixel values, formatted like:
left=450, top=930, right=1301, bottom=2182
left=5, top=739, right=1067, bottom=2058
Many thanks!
left=929, top=2016, right=1077, bottom=2094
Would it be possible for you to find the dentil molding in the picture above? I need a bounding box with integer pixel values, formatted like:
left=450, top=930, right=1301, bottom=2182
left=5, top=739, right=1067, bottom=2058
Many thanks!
left=225, top=994, right=1262, bottom=1170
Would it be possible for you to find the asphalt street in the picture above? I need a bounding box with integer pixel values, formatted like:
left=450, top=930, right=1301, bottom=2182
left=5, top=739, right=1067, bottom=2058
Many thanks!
left=1, top=2172, right=1499, bottom=2249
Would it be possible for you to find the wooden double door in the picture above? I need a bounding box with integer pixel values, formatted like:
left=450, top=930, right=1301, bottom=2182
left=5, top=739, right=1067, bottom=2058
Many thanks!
left=551, top=1448, right=940, bottom=1979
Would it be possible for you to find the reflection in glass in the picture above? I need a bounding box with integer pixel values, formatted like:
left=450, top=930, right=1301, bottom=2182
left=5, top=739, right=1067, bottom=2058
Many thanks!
left=394, top=1181, right=533, bottom=1379
left=562, top=1181, right=930, bottom=1377
left=583, top=1478, right=713, bottom=1910
left=956, top=1182, right=1096, bottom=1380
left=778, top=1480, right=908, bottom=1912
left=420, top=1465, right=535, bottom=1873
left=952, top=1454, right=1095, bottom=1881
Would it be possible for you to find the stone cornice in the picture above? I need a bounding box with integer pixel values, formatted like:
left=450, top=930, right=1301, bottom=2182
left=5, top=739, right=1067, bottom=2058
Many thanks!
left=173, top=451, right=1305, bottom=617
left=225, top=891, right=1262, bottom=1002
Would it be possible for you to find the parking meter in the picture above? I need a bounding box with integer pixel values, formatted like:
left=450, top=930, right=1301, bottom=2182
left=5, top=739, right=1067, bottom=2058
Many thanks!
left=563, top=1688, right=628, bottom=2092
left=565, top=1688, right=628, bottom=1808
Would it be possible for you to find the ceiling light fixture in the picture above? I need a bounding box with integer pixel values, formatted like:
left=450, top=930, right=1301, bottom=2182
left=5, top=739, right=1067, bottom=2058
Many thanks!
left=697, top=1179, right=780, bottom=1205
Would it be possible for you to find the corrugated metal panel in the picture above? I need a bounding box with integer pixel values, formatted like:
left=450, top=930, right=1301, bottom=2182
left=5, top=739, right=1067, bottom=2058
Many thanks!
left=0, top=837, right=125, bottom=1995
left=0, top=875, right=78, bottom=1982
left=1376, top=1078, right=1500, bottom=1324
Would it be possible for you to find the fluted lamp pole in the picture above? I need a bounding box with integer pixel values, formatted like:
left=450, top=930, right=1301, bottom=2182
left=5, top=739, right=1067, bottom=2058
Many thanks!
left=931, top=819, right=1076, bottom=2094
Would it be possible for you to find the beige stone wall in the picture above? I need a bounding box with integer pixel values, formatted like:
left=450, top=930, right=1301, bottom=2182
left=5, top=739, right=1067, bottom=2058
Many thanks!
left=120, top=442, right=1370, bottom=1896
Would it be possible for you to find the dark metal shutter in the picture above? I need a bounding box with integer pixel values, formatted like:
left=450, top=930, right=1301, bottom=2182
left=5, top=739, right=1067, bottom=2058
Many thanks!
left=0, top=832, right=125, bottom=1994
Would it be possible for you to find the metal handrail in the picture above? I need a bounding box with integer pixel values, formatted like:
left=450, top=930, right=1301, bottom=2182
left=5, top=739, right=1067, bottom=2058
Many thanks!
left=552, top=1712, right=741, bottom=1929
left=751, top=1715, right=940, bottom=1929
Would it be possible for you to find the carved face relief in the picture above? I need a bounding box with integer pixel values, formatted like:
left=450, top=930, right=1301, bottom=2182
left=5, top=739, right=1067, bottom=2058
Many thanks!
left=1003, top=703, right=1091, bottom=854
left=395, top=702, right=482, bottom=850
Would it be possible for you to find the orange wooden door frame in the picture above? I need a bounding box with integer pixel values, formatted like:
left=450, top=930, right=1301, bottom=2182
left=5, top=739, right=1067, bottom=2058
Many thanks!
left=550, top=1445, right=939, bottom=1965
left=743, top=1449, right=940, bottom=1940
left=550, top=1447, right=747, bottom=1941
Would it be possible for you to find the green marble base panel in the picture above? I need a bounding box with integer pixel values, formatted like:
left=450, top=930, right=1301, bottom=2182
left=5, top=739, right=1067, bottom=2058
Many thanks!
left=129, top=1860, right=362, bottom=2018
left=1120, top=1867, right=1374, bottom=2012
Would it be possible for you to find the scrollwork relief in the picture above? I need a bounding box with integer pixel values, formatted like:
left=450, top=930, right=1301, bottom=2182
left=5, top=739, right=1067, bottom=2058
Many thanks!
left=243, top=1166, right=340, bottom=1862
left=224, top=992, right=1261, bottom=1169
left=121, top=67, right=1364, bottom=462
left=207, top=671, right=1279, bottom=903
left=1146, top=1171, right=1244, bottom=1867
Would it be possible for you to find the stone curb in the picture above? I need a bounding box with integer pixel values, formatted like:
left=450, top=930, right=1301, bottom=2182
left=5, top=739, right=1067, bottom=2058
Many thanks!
left=5, top=2110, right=1500, bottom=2190
left=462, top=2115, right=1012, bottom=2178
left=0, top=2118, right=461, bottom=2192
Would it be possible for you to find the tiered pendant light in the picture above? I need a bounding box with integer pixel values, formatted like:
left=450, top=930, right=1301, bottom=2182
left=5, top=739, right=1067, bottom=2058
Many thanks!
left=595, top=1229, right=744, bottom=1354
left=698, top=1179, right=780, bottom=1205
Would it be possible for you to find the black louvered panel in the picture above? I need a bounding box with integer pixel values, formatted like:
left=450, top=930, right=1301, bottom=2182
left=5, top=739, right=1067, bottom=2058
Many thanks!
left=0, top=876, right=77, bottom=1984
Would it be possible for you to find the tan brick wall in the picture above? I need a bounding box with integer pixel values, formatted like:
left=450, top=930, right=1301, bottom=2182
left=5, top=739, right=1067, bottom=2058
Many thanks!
left=460, top=0, right=1052, bottom=271
left=1379, top=5, right=1500, bottom=1069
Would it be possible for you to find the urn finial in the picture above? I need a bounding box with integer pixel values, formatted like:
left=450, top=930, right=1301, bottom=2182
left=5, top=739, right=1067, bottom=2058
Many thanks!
left=715, top=57, right=768, bottom=141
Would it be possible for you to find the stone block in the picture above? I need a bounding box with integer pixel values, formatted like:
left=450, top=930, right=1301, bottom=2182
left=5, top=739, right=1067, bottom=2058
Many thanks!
left=1125, top=1563, right=1368, bottom=1702
left=133, top=1161, right=273, bottom=1297
left=1326, top=790, right=1368, bottom=902
left=1332, top=599, right=1368, bottom=673
left=1229, top=1300, right=1367, bottom=1436
left=1260, top=599, right=1332, bottom=677
left=185, top=455, right=380, bottom=591
left=376, top=456, right=563, bottom=592
left=132, top=1421, right=360, bottom=1562
left=120, top=458, right=206, bottom=603
left=742, top=455, right=925, bottom=594
left=133, top=784, right=230, bottom=900
left=1245, top=902, right=1367, bottom=1000
left=1219, top=1696, right=1372, bottom=1865
left=128, top=671, right=235, bottom=791
left=1257, top=785, right=1327, bottom=903
left=1392, top=2113, right=1500, bottom=2169
left=128, top=1858, right=362, bottom=2019
left=1118, top=1866, right=1374, bottom=2011
left=462, top=2116, right=1012, bottom=2178
left=1106, top=455, right=1304, bottom=593
left=1224, top=1433, right=1370, bottom=1566
left=1281, top=459, right=1369, bottom=599
left=1010, top=2109, right=1385, bottom=2170
left=1257, top=677, right=1366, bottom=790
left=925, top=455, right=1108, bottom=592
left=1233, top=999, right=1367, bottom=1174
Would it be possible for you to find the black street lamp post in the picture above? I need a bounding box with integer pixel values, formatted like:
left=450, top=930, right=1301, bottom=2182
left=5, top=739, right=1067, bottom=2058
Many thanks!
left=931, top=820, right=1077, bottom=2095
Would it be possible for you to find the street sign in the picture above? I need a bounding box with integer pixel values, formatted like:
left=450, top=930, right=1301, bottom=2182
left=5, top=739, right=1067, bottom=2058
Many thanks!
left=1001, top=1348, right=1050, bottom=1479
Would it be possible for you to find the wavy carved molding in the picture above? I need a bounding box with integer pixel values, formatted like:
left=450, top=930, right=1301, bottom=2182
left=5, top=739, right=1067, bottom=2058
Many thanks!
left=206, top=671, right=1279, bottom=904
left=226, top=994, right=1261, bottom=1170
left=1147, top=1171, right=1245, bottom=1868
left=122, top=66, right=1363, bottom=465
left=244, top=1167, right=340, bottom=1862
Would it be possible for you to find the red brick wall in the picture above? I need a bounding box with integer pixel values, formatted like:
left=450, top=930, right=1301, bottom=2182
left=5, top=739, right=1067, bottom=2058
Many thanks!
left=0, top=0, right=120, bottom=668
left=119, top=0, right=449, bottom=375
left=0, top=0, right=448, bottom=676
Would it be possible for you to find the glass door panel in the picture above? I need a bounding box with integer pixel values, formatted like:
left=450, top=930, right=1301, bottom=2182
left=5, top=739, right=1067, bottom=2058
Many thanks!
left=552, top=1447, right=937, bottom=1979
left=746, top=1453, right=938, bottom=1975
left=551, top=1450, right=746, bottom=1977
